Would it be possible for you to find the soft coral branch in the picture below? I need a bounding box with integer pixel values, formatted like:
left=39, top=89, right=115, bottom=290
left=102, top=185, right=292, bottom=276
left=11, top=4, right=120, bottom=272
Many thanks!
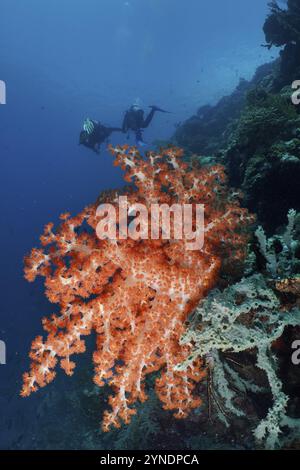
left=21, top=146, right=253, bottom=430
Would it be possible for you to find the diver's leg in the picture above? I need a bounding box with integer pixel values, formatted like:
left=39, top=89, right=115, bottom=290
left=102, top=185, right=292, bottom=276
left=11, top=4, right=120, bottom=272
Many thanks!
left=93, top=144, right=101, bottom=155
left=142, top=108, right=156, bottom=128
left=135, top=129, right=146, bottom=146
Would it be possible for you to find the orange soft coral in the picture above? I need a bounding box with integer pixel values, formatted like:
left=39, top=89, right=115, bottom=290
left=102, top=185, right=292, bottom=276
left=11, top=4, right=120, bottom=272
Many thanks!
left=21, top=146, right=253, bottom=431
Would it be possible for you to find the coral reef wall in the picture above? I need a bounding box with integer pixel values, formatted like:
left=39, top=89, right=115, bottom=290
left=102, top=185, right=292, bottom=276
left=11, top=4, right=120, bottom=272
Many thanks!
left=174, top=0, right=300, bottom=230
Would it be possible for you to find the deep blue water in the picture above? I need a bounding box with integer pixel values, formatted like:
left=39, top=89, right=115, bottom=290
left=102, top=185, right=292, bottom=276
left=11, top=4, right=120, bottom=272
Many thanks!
left=0, top=0, right=275, bottom=449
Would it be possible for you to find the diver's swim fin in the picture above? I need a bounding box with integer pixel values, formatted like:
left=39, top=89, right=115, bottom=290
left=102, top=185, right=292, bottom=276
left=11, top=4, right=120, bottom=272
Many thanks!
left=149, top=105, right=172, bottom=113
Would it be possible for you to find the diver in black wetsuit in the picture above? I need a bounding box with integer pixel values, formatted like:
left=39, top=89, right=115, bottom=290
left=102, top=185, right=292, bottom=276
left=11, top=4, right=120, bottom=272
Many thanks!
left=122, top=104, right=170, bottom=145
left=79, top=118, right=122, bottom=154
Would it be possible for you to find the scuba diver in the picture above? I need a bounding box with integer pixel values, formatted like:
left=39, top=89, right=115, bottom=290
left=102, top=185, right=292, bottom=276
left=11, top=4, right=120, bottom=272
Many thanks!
left=122, top=103, right=170, bottom=145
left=79, top=118, right=122, bottom=154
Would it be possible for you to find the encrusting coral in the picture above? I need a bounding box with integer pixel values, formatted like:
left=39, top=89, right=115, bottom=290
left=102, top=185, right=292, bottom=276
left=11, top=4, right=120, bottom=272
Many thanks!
left=177, top=210, right=300, bottom=449
left=21, top=146, right=253, bottom=431
left=255, top=208, right=300, bottom=278
left=276, top=276, right=300, bottom=296
left=177, top=274, right=300, bottom=449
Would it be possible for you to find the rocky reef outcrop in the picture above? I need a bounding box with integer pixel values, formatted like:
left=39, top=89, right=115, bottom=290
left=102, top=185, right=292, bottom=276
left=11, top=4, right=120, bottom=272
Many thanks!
left=264, top=0, right=300, bottom=90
